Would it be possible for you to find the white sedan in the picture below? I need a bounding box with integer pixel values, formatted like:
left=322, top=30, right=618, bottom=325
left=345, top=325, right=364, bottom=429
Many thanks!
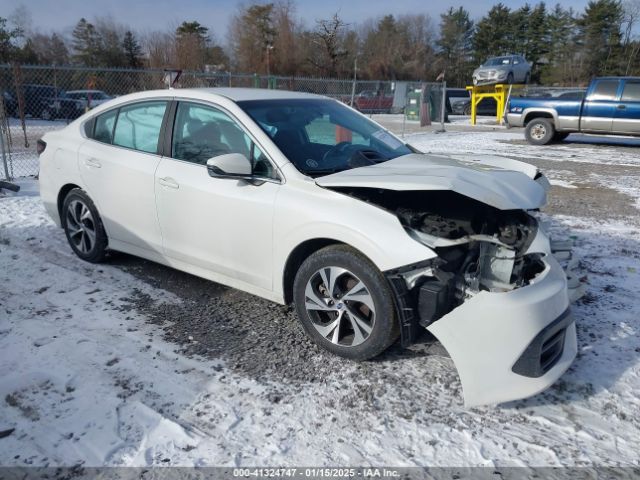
left=38, top=88, right=578, bottom=406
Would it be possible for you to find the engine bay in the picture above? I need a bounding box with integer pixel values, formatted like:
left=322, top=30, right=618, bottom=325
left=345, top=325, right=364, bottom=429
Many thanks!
left=329, top=187, right=547, bottom=328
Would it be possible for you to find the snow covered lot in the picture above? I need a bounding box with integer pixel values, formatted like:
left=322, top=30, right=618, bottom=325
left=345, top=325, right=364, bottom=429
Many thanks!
left=1, top=126, right=639, bottom=468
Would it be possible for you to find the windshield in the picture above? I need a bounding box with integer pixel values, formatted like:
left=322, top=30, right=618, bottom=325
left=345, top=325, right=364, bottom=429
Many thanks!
left=484, top=56, right=511, bottom=66
left=237, top=98, right=413, bottom=176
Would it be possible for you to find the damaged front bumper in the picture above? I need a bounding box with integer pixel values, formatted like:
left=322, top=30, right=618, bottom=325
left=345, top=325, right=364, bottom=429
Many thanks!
left=426, top=254, right=577, bottom=406
left=386, top=227, right=583, bottom=407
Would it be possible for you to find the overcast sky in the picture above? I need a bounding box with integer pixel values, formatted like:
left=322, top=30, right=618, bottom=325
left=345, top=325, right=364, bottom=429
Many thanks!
left=1, top=0, right=595, bottom=40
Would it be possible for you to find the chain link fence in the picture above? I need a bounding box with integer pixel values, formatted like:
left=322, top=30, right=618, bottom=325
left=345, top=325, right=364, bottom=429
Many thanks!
left=0, top=64, right=447, bottom=180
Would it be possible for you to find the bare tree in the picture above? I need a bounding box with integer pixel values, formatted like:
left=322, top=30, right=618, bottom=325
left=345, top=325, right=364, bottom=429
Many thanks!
left=143, top=30, right=176, bottom=69
left=308, top=13, right=349, bottom=77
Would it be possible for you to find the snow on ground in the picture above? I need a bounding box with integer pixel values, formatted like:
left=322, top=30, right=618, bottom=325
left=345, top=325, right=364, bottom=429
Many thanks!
left=1, top=128, right=640, bottom=468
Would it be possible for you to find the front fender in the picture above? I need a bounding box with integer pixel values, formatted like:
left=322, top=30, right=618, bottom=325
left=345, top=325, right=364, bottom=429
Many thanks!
left=272, top=172, right=436, bottom=297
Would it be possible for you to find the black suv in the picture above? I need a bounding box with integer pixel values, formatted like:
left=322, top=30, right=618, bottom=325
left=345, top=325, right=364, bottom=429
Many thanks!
left=10, top=84, right=84, bottom=120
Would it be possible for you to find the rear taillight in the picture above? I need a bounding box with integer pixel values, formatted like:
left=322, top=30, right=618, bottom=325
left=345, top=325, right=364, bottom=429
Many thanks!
left=36, top=139, right=47, bottom=156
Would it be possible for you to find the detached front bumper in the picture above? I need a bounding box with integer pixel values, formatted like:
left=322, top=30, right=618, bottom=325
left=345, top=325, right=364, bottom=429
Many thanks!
left=426, top=254, right=577, bottom=407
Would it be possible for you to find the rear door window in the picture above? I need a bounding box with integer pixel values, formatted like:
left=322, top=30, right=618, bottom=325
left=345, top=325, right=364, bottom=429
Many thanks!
left=112, top=101, right=167, bottom=154
left=588, top=80, right=620, bottom=101
left=621, top=81, right=640, bottom=102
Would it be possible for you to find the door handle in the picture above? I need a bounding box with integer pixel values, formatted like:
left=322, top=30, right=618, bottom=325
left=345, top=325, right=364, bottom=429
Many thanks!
left=158, top=177, right=179, bottom=189
left=84, top=158, right=101, bottom=168
left=617, top=104, right=626, bottom=109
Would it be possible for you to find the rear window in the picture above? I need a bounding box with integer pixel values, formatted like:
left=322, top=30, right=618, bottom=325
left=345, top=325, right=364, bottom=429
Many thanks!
left=93, top=109, right=117, bottom=144
left=621, top=81, right=640, bottom=102
left=589, top=80, right=619, bottom=101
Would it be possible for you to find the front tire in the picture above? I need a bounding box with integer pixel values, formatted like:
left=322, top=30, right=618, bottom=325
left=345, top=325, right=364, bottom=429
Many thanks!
left=525, top=117, right=555, bottom=145
left=62, top=189, right=108, bottom=263
left=506, top=72, right=514, bottom=84
left=293, top=245, right=399, bottom=360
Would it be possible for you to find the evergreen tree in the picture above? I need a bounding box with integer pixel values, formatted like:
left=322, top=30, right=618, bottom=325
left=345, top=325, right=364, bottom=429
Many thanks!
left=71, top=18, right=101, bottom=66
left=229, top=4, right=277, bottom=74
left=122, top=30, right=143, bottom=68
left=0, top=16, right=23, bottom=63
left=175, top=21, right=211, bottom=70
left=542, top=4, right=578, bottom=84
left=522, top=3, right=550, bottom=81
left=437, top=7, right=475, bottom=87
left=473, top=4, right=513, bottom=63
left=577, top=0, right=624, bottom=76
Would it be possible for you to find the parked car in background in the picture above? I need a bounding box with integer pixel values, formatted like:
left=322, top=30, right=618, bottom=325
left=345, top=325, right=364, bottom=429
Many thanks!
left=353, top=90, right=393, bottom=113
left=446, top=88, right=470, bottom=114
left=1, top=91, right=17, bottom=117
left=473, top=55, right=531, bottom=86
left=447, top=88, right=499, bottom=116
left=507, top=76, right=640, bottom=144
left=39, top=88, right=581, bottom=407
left=10, top=84, right=84, bottom=120
left=460, top=98, right=499, bottom=116
left=66, top=90, right=113, bottom=110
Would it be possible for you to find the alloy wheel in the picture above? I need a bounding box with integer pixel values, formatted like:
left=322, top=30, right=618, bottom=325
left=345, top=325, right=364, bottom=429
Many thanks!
left=66, top=199, right=96, bottom=254
left=304, top=266, right=376, bottom=347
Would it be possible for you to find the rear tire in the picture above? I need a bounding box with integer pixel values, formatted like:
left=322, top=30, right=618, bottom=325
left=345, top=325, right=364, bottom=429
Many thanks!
left=62, top=189, right=108, bottom=263
left=293, top=245, right=399, bottom=360
left=524, top=73, right=531, bottom=84
left=525, top=117, right=555, bottom=145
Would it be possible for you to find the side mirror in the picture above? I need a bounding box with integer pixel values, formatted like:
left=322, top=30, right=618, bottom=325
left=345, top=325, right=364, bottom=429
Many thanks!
left=206, top=153, right=252, bottom=180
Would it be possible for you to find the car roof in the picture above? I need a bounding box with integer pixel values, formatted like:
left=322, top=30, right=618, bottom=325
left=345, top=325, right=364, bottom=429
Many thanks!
left=82, top=88, right=334, bottom=118
left=107, top=87, right=327, bottom=104
left=194, top=88, right=325, bottom=101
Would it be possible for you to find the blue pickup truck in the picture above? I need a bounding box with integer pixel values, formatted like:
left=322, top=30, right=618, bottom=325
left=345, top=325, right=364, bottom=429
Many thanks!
left=506, top=77, right=640, bottom=145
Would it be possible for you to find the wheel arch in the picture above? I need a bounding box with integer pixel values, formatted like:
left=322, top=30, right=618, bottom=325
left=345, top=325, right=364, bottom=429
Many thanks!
left=57, top=183, right=82, bottom=220
left=524, top=110, right=556, bottom=126
left=282, top=238, right=344, bottom=305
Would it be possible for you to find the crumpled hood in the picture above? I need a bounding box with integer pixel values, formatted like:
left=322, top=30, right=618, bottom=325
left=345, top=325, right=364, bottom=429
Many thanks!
left=315, top=153, right=547, bottom=210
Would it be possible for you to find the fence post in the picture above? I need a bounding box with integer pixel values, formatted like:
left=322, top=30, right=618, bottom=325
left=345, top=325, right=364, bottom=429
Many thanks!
left=350, top=58, right=357, bottom=107
left=435, top=80, right=446, bottom=133
left=0, top=130, right=10, bottom=181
